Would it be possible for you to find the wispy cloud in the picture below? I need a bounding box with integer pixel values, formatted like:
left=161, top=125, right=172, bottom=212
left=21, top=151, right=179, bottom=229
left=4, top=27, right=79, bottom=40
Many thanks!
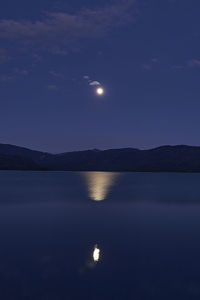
left=0, top=67, right=29, bottom=84
left=171, top=65, right=184, bottom=70
left=188, top=59, right=200, bottom=68
left=142, top=64, right=152, bottom=70
left=83, top=75, right=102, bottom=87
left=0, top=74, right=13, bottom=82
left=89, top=81, right=101, bottom=86
left=49, top=70, right=65, bottom=79
left=47, top=85, right=57, bottom=90
left=151, top=58, right=159, bottom=63
left=171, top=59, right=200, bottom=70
left=14, top=68, right=29, bottom=76
left=49, top=47, right=68, bottom=56
left=0, top=48, right=8, bottom=63
left=0, top=0, right=137, bottom=53
left=142, top=57, right=159, bottom=71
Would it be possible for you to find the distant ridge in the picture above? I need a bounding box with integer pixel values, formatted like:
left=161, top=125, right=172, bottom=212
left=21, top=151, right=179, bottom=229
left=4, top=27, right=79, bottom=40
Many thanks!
left=1, top=143, right=200, bottom=172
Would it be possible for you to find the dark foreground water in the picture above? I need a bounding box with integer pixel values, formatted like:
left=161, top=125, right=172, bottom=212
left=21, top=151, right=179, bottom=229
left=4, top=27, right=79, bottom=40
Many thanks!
left=1, top=171, right=200, bottom=299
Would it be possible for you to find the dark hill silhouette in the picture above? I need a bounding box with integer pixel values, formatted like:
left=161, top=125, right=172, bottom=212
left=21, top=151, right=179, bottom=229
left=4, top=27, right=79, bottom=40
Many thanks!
left=1, top=143, right=200, bottom=172
left=0, top=154, right=41, bottom=170
left=0, top=143, right=51, bottom=161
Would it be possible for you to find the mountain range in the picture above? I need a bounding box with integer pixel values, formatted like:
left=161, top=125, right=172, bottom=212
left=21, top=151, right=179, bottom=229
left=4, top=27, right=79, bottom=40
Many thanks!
left=1, top=143, right=200, bottom=172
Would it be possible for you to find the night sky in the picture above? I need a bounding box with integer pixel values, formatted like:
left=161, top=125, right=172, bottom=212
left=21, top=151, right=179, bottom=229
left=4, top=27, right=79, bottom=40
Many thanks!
left=0, top=0, right=200, bottom=153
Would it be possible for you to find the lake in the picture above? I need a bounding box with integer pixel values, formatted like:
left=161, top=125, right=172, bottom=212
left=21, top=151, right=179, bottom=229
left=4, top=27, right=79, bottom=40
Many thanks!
left=0, top=171, right=200, bottom=299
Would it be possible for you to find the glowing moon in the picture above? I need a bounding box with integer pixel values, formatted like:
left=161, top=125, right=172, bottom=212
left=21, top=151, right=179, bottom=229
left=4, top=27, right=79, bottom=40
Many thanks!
left=96, top=87, right=104, bottom=95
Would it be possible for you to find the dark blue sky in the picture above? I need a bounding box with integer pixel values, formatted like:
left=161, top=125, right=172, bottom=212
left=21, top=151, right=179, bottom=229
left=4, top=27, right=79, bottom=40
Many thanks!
left=0, top=0, right=200, bottom=153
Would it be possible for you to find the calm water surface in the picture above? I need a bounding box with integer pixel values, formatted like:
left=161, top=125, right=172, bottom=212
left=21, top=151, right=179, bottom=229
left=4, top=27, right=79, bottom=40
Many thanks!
left=0, top=171, right=200, bottom=299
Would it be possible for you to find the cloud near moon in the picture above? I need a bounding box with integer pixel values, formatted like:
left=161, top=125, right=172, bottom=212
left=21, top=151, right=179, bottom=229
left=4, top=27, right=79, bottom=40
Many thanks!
left=83, top=75, right=104, bottom=96
left=83, top=75, right=101, bottom=86
left=89, top=81, right=101, bottom=86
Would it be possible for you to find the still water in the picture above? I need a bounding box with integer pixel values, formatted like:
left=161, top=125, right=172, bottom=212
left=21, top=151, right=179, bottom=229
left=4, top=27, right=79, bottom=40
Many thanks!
left=0, top=171, right=200, bottom=299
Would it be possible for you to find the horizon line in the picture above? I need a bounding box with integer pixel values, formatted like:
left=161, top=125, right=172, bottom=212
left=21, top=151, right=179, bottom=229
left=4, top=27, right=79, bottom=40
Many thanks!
left=0, top=142, right=200, bottom=155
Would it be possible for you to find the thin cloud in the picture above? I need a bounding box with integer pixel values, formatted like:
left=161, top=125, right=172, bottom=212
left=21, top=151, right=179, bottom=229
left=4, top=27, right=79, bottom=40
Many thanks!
left=83, top=76, right=102, bottom=86
left=50, top=47, right=68, bottom=56
left=142, top=64, right=152, bottom=70
left=151, top=58, right=159, bottom=63
left=14, top=68, right=29, bottom=76
left=142, top=57, right=159, bottom=71
left=171, top=65, right=184, bottom=70
left=89, top=81, right=101, bottom=86
left=0, top=68, right=28, bottom=84
left=188, top=59, right=200, bottom=68
left=0, top=74, right=13, bottom=82
left=0, top=48, right=8, bottom=63
left=0, top=0, right=137, bottom=53
left=47, top=85, right=57, bottom=90
left=49, top=70, right=65, bottom=79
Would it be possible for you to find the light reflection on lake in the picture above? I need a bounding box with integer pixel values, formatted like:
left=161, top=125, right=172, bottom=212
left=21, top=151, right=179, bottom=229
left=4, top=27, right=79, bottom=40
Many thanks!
left=93, top=244, right=100, bottom=262
left=80, top=171, right=121, bottom=201
left=0, top=171, right=200, bottom=299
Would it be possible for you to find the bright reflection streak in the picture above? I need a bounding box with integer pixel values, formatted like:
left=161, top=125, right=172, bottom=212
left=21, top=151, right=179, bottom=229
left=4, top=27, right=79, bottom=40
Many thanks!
left=93, top=245, right=100, bottom=262
left=81, top=172, right=120, bottom=201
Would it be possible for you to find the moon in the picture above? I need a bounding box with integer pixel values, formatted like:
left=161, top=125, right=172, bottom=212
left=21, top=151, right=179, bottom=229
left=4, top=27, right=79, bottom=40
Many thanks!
left=96, top=87, right=104, bottom=95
